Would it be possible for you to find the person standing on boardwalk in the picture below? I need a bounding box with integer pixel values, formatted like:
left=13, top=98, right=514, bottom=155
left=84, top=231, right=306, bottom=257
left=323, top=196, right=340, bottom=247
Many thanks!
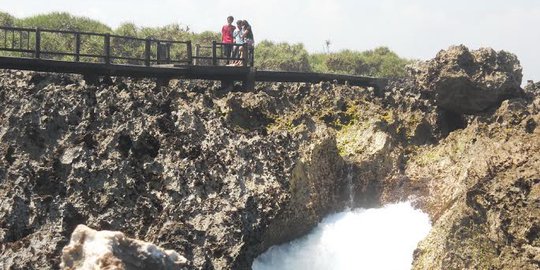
left=229, top=20, right=255, bottom=66
left=241, top=20, right=255, bottom=66
left=221, top=16, right=236, bottom=64
left=241, top=20, right=254, bottom=47
left=232, top=20, right=244, bottom=59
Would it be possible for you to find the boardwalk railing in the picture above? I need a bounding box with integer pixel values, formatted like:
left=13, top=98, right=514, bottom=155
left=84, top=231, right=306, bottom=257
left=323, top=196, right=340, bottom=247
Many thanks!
left=0, top=26, right=252, bottom=67
left=0, top=26, right=387, bottom=89
left=193, top=41, right=252, bottom=67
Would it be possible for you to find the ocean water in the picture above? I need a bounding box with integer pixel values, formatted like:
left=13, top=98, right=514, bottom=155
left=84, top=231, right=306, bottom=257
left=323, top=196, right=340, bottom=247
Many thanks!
left=252, top=202, right=431, bottom=270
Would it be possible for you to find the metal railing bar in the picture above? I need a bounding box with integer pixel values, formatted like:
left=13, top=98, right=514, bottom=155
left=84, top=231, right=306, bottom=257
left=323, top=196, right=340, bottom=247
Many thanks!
left=147, top=59, right=190, bottom=63
left=111, top=56, right=146, bottom=61
left=41, top=28, right=107, bottom=37
left=75, top=33, right=81, bottom=62
left=109, top=34, right=147, bottom=42
left=77, top=53, right=104, bottom=58
left=39, top=51, right=103, bottom=58
left=151, top=39, right=190, bottom=45
left=0, top=48, right=34, bottom=53
left=193, top=56, right=244, bottom=61
left=149, top=59, right=190, bottom=62
left=26, top=31, right=30, bottom=50
left=0, top=26, right=36, bottom=32
left=0, top=26, right=254, bottom=67
left=192, top=56, right=216, bottom=60
left=215, top=42, right=247, bottom=46
left=164, top=59, right=191, bottom=63
left=104, top=34, right=111, bottom=64
left=35, top=28, right=40, bottom=58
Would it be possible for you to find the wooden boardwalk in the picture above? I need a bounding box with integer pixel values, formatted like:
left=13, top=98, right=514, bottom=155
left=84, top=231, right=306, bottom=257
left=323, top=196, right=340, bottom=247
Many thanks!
left=0, top=26, right=386, bottom=88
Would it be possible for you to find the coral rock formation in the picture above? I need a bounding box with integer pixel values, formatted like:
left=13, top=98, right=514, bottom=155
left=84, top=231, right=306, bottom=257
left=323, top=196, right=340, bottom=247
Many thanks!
left=0, top=71, right=350, bottom=269
left=410, top=45, right=523, bottom=114
left=0, top=45, right=538, bottom=270
left=60, top=225, right=187, bottom=270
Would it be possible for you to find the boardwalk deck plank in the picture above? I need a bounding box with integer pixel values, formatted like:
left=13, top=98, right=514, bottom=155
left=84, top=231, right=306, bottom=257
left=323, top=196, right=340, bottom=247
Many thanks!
left=0, top=56, right=386, bottom=88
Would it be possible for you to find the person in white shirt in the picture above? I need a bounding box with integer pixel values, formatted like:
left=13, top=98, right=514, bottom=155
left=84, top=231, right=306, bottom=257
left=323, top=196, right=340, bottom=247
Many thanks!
left=232, top=20, right=244, bottom=59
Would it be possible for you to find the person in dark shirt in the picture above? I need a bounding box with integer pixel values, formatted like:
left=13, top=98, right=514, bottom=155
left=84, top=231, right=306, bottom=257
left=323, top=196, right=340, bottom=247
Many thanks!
left=221, top=16, right=236, bottom=64
left=242, top=20, right=255, bottom=66
left=242, top=20, right=254, bottom=46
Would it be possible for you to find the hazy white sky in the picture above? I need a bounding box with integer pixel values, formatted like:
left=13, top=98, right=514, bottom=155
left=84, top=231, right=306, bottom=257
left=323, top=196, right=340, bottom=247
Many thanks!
left=2, top=0, right=539, bottom=81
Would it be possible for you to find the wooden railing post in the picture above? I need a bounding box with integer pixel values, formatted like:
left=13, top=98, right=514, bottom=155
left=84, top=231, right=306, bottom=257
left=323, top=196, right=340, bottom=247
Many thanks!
left=186, top=41, right=192, bottom=65
left=212, top=41, right=217, bottom=66
left=195, top=44, right=200, bottom=65
left=242, top=44, right=248, bottom=67
left=250, top=46, right=255, bottom=67
left=156, top=41, right=162, bottom=64
left=35, top=28, right=41, bottom=59
left=75, top=33, right=81, bottom=62
left=104, top=34, right=111, bottom=64
left=145, top=38, right=151, bottom=66
left=26, top=30, right=30, bottom=50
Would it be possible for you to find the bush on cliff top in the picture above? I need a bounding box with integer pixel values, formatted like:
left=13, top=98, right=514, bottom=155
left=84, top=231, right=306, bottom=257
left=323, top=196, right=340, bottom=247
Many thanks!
left=0, top=11, right=15, bottom=27
left=311, top=47, right=411, bottom=78
left=255, top=41, right=312, bottom=72
left=16, top=12, right=112, bottom=33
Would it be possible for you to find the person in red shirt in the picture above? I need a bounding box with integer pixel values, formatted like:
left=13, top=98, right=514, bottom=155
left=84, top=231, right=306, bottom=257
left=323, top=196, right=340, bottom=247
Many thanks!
left=221, top=16, right=236, bottom=64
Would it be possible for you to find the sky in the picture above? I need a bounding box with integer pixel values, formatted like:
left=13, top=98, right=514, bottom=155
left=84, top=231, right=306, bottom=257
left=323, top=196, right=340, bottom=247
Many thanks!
left=2, top=0, right=540, bottom=81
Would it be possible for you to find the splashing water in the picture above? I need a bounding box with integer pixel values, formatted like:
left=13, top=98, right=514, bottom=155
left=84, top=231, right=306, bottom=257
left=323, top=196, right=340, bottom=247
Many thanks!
left=346, top=164, right=355, bottom=208
left=252, top=202, right=431, bottom=270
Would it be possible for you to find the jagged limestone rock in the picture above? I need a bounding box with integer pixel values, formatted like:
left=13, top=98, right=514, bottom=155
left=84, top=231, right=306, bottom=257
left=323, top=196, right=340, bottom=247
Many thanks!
left=0, top=46, right=538, bottom=270
left=61, top=225, right=187, bottom=269
left=406, top=101, right=540, bottom=269
left=260, top=126, right=346, bottom=245
left=0, top=73, right=352, bottom=270
left=525, top=80, right=540, bottom=95
left=410, top=45, right=523, bottom=114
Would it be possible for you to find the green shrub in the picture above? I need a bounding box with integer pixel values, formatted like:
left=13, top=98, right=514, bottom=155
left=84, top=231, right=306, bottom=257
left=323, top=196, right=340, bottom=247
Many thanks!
left=325, top=50, right=363, bottom=74
left=358, top=47, right=411, bottom=77
left=115, top=23, right=138, bottom=37
left=255, top=40, right=311, bottom=72
left=17, top=12, right=111, bottom=32
left=309, top=53, right=330, bottom=73
left=309, top=47, right=411, bottom=77
left=0, top=11, right=15, bottom=26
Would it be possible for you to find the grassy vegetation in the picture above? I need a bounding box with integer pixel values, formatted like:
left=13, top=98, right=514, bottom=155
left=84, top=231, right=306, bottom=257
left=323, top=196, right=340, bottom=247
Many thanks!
left=16, top=12, right=111, bottom=32
left=255, top=41, right=312, bottom=72
left=0, top=11, right=15, bottom=27
left=0, top=11, right=411, bottom=77
left=310, top=47, right=411, bottom=77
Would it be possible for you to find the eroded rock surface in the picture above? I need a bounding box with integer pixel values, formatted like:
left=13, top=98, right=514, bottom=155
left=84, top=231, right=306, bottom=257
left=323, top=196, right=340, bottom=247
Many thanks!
left=410, top=45, right=524, bottom=114
left=0, top=71, right=352, bottom=269
left=408, top=103, right=540, bottom=269
left=0, top=44, right=538, bottom=270
left=60, top=225, right=187, bottom=270
left=526, top=80, right=540, bottom=94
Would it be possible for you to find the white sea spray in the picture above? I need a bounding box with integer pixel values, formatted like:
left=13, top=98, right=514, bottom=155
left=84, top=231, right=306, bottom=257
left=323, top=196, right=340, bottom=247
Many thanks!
left=253, top=202, right=431, bottom=270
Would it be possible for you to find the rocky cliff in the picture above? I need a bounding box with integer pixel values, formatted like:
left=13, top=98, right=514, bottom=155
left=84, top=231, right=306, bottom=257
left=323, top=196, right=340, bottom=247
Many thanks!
left=0, top=45, right=539, bottom=269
